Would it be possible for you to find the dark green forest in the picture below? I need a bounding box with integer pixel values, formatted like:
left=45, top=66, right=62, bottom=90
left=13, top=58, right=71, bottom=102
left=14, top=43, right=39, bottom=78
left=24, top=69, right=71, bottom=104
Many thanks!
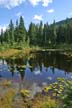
left=0, top=16, right=72, bottom=49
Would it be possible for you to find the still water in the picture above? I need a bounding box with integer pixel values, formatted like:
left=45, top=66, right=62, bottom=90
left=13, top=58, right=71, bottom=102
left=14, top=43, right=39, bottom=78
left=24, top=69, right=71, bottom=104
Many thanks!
left=0, top=51, right=72, bottom=96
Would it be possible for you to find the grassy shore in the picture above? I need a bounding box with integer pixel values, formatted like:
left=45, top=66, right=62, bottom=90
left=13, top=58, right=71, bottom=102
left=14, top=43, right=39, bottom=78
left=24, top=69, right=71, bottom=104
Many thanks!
left=0, top=44, right=72, bottom=58
left=0, top=47, right=40, bottom=59
left=0, top=48, right=72, bottom=59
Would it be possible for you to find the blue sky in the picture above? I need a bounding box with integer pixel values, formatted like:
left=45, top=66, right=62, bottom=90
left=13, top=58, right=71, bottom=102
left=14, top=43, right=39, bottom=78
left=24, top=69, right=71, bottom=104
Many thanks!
left=0, top=0, right=72, bottom=31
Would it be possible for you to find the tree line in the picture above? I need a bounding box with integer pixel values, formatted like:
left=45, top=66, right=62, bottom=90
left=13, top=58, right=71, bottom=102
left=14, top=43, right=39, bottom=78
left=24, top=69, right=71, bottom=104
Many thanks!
left=0, top=16, right=72, bottom=48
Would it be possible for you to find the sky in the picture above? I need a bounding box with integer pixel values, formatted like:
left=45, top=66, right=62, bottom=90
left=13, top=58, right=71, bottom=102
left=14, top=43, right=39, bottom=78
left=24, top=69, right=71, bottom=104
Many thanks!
left=0, top=0, right=72, bottom=31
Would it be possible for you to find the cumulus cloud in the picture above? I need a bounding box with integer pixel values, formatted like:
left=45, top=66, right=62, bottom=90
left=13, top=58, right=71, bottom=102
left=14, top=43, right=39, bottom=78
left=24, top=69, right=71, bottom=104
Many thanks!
left=0, top=0, right=25, bottom=9
left=33, top=14, right=43, bottom=21
left=28, top=0, right=53, bottom=7
left=42, top=0, right=53, bottom=7
left=0, top=0, right=53, bottom=8
left=47, top=9, right=54, bottom=13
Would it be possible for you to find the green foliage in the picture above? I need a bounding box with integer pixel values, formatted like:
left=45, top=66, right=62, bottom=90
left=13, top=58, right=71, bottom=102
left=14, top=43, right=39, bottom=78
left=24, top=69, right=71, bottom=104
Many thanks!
left=18, top=16, right=26, bottom=43
left=60, top=80, right=72, bottom=108
left=20, top=89, right=30, bottom=98
left=14, top=19, right=19, bottom=42
left=0, top=16, right=72, bottom=49
left=28, top=22, right=39, bottom=46
left=43, top=78, right=72, bottom=108
left=9, top=19, right=14, bottom=44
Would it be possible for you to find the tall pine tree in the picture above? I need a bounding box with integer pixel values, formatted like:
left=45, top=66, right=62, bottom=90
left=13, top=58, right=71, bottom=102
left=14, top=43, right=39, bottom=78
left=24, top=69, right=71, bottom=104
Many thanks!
left=9, top=19, right=14, bottom=45
left=18, top=16, right=26, bottom=43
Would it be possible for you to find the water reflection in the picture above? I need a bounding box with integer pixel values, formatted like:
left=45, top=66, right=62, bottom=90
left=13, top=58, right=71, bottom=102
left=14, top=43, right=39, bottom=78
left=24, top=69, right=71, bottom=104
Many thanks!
left=0, top=51, right=72, bottom=89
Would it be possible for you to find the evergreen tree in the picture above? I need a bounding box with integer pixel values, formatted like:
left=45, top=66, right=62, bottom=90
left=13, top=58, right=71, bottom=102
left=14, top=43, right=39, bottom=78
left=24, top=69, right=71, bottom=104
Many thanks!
left=43, top=24, right=47, bottom=46
left=38, top=21, right=43, bottom=46
left=18, top=16, right=26, bottom=43
left=56, top=25, right=65, bottom=44
left=0, top=16, right=72, bottom=48
left=28, top=22, right=38, bottom=46
left=9, top=19, right=14, bottom=44
left=28, top=22, right=33, bottom=45
left=14, top=20, right=19, bottom=42
left=4, top=29, right=10, bottom=43
left=0, top=29, right=4, bottom=44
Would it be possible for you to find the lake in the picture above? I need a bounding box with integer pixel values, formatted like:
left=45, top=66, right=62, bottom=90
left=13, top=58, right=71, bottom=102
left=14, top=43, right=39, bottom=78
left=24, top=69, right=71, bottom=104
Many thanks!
left=0, top=51, right=72, bottom=97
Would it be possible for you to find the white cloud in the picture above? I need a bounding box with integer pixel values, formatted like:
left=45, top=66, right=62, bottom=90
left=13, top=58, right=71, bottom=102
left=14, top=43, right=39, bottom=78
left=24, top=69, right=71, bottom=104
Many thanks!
left=47, top=9, right=54, bottom=13
left=42, top=0, right=53, bottom=7
left=28, top=0, right=53, bottom=7
left=0, top=25, right=7, bottom=34
left=16, top=12, right=24, bottom=19
left=0, top=0, right=25, bottom=9
left=33, top=14, right=43, bottom=21
left=16, top=12, right=22, bottom=17
left=0, top=0, right=53, bottom=8
left=28, top=0, right=41, bottom=6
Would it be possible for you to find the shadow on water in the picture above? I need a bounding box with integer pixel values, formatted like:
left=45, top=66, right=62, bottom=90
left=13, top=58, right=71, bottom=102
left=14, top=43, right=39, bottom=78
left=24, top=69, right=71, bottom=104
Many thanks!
left=0, top=51, right=72, bottom=93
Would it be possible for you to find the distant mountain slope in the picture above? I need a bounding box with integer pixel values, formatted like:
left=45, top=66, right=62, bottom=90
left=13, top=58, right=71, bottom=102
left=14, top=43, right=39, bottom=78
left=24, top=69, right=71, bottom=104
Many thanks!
left=55, top=17, right=72, bottom=26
